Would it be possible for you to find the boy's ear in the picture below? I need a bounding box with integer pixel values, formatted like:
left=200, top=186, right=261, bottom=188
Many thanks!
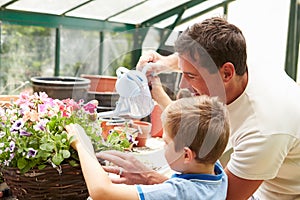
left=183, top=147, right=195, bottom=163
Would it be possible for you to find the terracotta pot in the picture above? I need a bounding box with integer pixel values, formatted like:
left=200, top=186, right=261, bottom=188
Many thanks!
left=0, top=95, right=19, bottom=108
left=113, top=126, right=139, bottom=139
left=81, top=74, right=117, bottom=92
left=100, top=117, right=125, bottom=140
left=133, top=120, right=152, bottom=147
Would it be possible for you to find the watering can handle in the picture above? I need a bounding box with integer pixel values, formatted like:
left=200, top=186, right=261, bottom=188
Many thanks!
left=126, top=70, right=146, bottom=88
left=116, top=66, right=147, bottom=88
left=141, top=64, right=152, bottom=75
left=116, top=67, right=129, bottom=78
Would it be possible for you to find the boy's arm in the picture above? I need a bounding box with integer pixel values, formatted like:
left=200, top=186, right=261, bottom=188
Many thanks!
left=66, top=124, right=139, bottom=200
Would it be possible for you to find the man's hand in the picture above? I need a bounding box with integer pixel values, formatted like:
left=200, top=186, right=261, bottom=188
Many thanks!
left=96, top=150, right=168, bottom=185
left=136, top=50, right=178, bottom=75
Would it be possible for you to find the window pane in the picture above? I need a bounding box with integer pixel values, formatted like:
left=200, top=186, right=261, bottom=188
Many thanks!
left=7, top=0, right=88, bottom=15
left=60, top=28, right=100, bottom=76
left=0, top=24, right=55, bottom=95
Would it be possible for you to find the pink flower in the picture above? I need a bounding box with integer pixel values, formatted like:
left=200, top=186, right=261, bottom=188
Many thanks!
left=83, top=102, right=97, bottom=114
left=0, top=91, right=103, bottom=173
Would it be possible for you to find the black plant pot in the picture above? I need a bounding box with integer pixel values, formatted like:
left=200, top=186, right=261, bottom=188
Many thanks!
left=30, top=76, right=90, bottom=101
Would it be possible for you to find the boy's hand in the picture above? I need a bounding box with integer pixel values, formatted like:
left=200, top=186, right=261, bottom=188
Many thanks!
left=65, top=123, right=95, bottom=154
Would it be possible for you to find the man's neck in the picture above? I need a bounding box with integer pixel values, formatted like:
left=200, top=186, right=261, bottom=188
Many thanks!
left=226, top=71, right=248, bottom=105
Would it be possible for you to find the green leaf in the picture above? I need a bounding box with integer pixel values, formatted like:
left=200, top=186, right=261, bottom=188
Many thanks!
left=37, top=150, right=51, bottom=159
left=17, top=157, right=28, bottom=170
left=20, top=165, right=32, bottom=174
left=52, top=153, right=63, bottom=165
left=40, top=143, right=55, bottom=152
left=60, top=150, right=71, bottom=159
left=38, top=164, right=47, bottom=170
left=69, top=160, right=79, bottom=167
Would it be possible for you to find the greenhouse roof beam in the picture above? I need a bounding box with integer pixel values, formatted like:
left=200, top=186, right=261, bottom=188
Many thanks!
left=0, top=9, right=135, bottom=32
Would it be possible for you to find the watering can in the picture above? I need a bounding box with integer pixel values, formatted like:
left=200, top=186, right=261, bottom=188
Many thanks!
left=98, top=66, right=154, bottom=119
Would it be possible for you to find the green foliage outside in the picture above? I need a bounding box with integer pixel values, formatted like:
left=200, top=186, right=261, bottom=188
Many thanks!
left=0, top=25, right=134, bottom=95
left=0, top=25, right=53, bottom=95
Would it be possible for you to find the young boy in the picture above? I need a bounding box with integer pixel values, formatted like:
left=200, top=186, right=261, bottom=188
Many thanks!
left=66, top=95, right=230, bottom=200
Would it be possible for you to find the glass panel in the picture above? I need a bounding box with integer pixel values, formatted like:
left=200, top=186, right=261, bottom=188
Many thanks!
left=174, top=7, right=224, bottom=31
left=101, top=31, right=134, bottom=75
left=0, top=24, right=55, bottom=95
left=7, top=0, right=88, bottom=15
left=109, top=0, right=190, bottom=24
left=181, top=0, right=224, bottom=19
left=153, top=0, right=225, bottom=29
left=60, top=28, right=100, bottom=76
left=142, top=28, right=161, bottom=51
left=0, top=0, right=13, bottom=6
left=66, top=0, right=144, bottom=20
left=60, top=29, right=134, bottom=77
left=153, top=15, right=178, bottom=29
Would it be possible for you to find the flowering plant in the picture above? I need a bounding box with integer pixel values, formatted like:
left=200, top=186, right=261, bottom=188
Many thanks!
left=99, top=127, right=138, bottom=151
left=0, top=92, right=103, bottom=173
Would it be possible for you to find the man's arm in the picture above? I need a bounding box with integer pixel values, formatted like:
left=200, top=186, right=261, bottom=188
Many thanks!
left=225, top=168, right=263, bottom=200
left=97, top=150, right=168, bottom=185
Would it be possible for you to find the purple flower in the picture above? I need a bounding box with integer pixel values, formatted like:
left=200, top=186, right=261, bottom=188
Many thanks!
left=127, top=134, right=134, bottom=143
left=0, top=131, right=5, bottom=138
left=4, top=160, right=10, bottom=166
left=20, top=130, right=32, bottom=137
left=126, top=134, right=138, bottom=146
left=33, top=119, right=48, bottom=132
left=26, top=148, right=37, bottom=158
left=9, top=141, right=15, bottom=152
left=11, top=119, right=24, bottom=131
left=9, top=152, right=14, bottom=161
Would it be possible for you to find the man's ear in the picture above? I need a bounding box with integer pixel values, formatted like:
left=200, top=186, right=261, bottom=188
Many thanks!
left=220, top=62, right=235, bottom=82
left=183, top=147, right=195, bottom=163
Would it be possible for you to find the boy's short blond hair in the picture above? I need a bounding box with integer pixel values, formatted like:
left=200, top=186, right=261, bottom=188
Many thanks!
left=162, top=95, right=230, bottom=164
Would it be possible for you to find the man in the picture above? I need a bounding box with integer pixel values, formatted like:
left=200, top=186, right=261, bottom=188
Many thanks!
left=97, top=17, right=300, bottom=200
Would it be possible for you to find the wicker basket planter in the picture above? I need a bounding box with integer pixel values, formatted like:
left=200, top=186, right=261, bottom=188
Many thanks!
left=1, top=164, right=88, bottom=200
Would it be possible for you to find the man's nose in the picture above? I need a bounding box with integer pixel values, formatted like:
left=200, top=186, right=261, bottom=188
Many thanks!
left=179, top=76, right=189, bottom=89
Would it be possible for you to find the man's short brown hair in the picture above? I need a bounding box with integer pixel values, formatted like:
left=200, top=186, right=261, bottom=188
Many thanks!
left=175, top=17, right=247, bottom=76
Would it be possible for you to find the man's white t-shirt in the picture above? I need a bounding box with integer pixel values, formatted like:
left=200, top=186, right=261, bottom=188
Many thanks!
left=227, top=66, right=300, bottom=200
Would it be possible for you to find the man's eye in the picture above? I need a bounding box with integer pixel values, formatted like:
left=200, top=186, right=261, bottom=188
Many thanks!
left=186, top=74, right=196, bottom=79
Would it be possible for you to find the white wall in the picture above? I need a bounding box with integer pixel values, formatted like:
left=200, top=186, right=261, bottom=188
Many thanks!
left=228, top=0, right=290, bottom=72
left=173, top=0, right=291, bottom=72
